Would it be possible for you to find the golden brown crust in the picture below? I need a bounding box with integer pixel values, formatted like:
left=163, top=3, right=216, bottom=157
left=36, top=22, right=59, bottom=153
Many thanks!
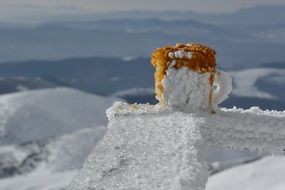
left=151, top=43, right=217, bottom=104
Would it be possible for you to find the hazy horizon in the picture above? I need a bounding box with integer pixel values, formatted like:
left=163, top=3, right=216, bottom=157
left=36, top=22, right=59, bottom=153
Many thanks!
left=0, top=0, right=285, bottom=22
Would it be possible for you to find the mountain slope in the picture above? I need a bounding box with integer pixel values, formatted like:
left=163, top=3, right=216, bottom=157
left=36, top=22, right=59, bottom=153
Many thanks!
left=0, top=87, right=118, bottom=145
left=206, top=156, right=285, bottom=190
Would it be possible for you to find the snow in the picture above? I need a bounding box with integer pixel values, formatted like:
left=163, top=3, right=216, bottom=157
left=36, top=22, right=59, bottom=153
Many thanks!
left=0, top=169, right=77, bottom=190
left=212, top=71, right=232, bottom=106
left=47, top=126, right=107, bottom=172
left=16, top=85, right=28, bottom=92
left=162, top=67, right=231, bottom=112
left=0, top=87, right=118, bottom=144
left=162, top=67, right=212, bottom=112
left=206, top=156, right=285, bottom=190
left=121, top=56, right=138, bottom=61
left=111, top=87, right=154, bottom=97
left=229, top=68, right=285, bottom=99
left=3, top=156, right=285, bottom=190
left=69, top=102, right=285, bottom=190
left=207, top=147, right=259, bottom=174
left=207, top=107, right=285, bottom=154
left=0, top=69, right=283, bottom=189
left=68, top=107, right=209, bottom=190
left=0, top=125, right=107, bottom=189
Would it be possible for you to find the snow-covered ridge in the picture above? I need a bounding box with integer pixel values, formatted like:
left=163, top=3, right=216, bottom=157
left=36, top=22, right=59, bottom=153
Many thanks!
left=0, top=125, right=107, bottom=189
left=0, top=87, right=118, bottom=145
left=229, top=68, right=285, bottom=99
left=0, top=87, right=117, bottom=180
left=111, top=87, right=154, bottom=97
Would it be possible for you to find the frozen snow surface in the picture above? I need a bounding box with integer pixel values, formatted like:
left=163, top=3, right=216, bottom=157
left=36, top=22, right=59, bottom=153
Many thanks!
left=207, top=107, right=285, bottom=154
left=0, top=126, right=107, bottom=190
left=162, top=67, right=212, bottom=112
left=0, top=87, right=117, bottom=144
left=0, top=87, right=120, bottom=189
left=0, top=169, right=77, bottom=190
left=68, top=102, right=285, bottom=190
left=69, top=106, right=209, bottom=190
left=2, top=156, right=285, bottom=190
left=0, top=86, right=283, bottom=190
left=162, top=67, right=231, bottom=112
left=206, top=156, right=285, bottom=190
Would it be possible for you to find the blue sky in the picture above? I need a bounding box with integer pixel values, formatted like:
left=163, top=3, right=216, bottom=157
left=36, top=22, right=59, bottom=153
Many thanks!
left=0, top=0, right=285, bottom=21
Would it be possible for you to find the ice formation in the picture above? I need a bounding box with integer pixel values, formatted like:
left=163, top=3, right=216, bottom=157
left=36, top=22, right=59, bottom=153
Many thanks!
left=162, top=67, right=212, bottom=112
left=69, top=106, right=209, bottom=190
left=162, top=68, right=232, bottom=112
left=68, top=103, right=285, bottom=190
left=151, top=43, right=231, bottom=113
left=68, top=43, right=285, bottom=190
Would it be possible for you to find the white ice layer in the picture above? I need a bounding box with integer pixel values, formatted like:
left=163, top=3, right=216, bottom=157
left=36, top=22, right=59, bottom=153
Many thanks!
left=162, top=67, right=212, bottom=112
left=68, top=103, right=285, bottom=190
left=68, top=105, right=209, bottom=190
left=207, top=107, right=285, bottom=154
left=162, top=67, right=231, bottom=112
left=212, top=71, right=232, bottom=106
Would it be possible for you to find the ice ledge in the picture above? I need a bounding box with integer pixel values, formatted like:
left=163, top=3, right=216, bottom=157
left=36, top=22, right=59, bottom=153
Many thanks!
left=107, top=102, right=285, bottom=120
left=106, top=102, right=285, bottom=154
left=69, top=108, right=209, bottom=190
left=106, top=101, right=167, bottom=120
left=69, top=103, right=285, bottom=190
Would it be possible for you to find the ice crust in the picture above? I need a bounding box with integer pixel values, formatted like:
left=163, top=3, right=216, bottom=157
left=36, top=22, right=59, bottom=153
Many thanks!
left=69, top=105, right=209, bottom=190
left=162, top=67, right=212, bottom=112
left=212, top=71, right=232, bottom=106
left=161, top=67, right=232, bottom=112
left=207, top=107, right=285, bottom=154
left=68, top=102, right=285, bottom=190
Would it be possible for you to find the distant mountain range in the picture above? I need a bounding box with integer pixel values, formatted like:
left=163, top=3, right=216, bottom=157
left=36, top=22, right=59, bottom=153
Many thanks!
left=0, top=5, right=285, bottom=67
left=0, top=57, right=154, bottom=95
left=0, top=57, right=283, bottom=110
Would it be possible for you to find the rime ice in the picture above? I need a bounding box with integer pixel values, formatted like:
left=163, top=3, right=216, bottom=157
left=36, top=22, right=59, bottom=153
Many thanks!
left=151, top=43, right=231, bottom=113
left=68, top=104, right=209, bottom=190
left=162, top=67, right=212, bottom=112
left=67, top=43, right=285, bottom=190
left=68, top=103, right=285, bottom=190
